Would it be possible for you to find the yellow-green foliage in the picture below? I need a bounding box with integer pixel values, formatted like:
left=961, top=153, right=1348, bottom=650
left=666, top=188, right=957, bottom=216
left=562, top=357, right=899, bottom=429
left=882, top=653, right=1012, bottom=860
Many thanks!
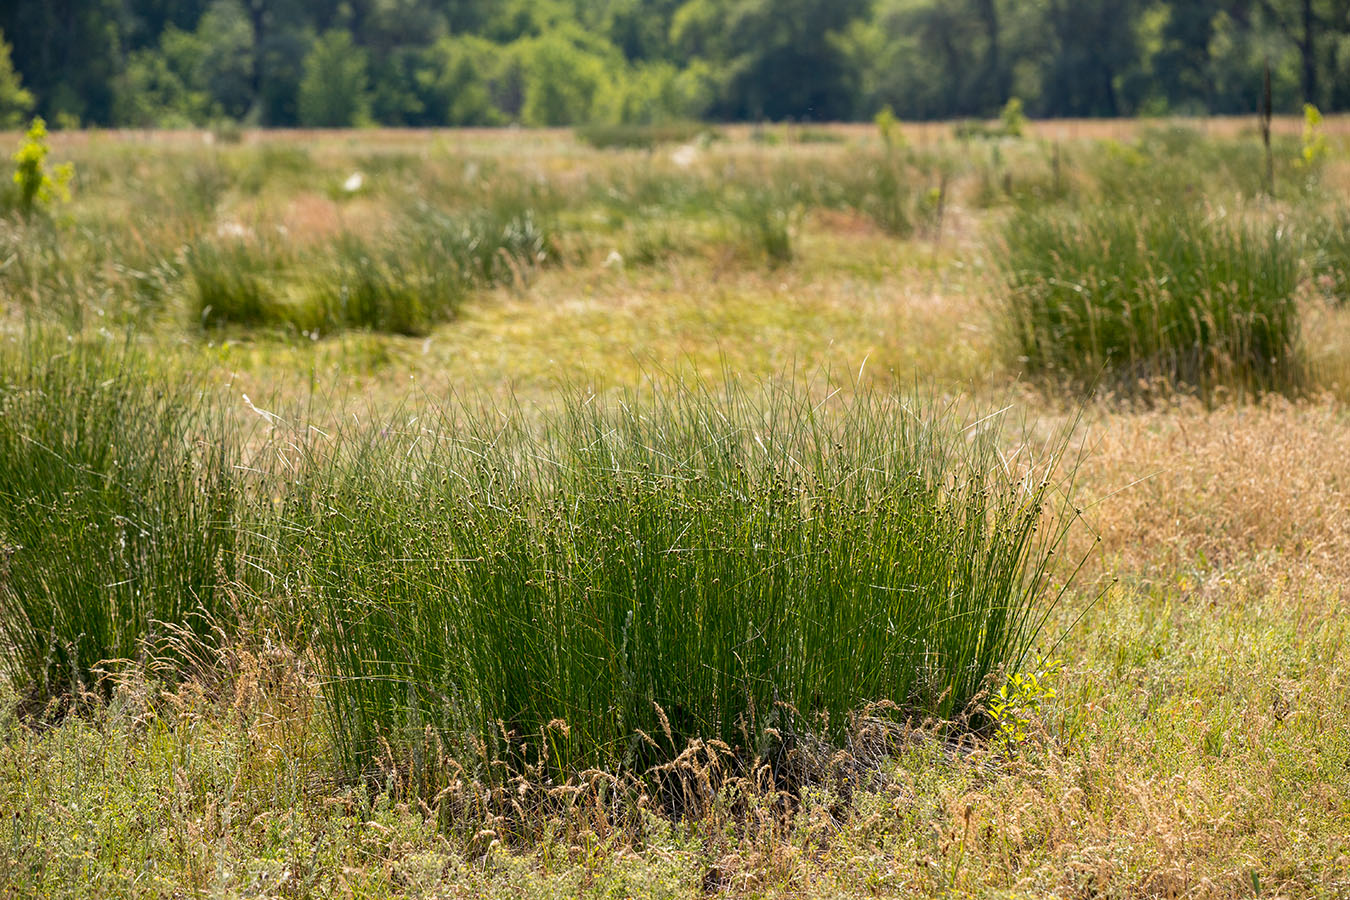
left=1000, top=97, right=1027, bottom=138
left=988, top=655, right=1062, bottom=752
left=11, top=117, right=73, bottom=216
left=874, top=104, right=902, bottom=149
left=0, top=31, right=33, bottom=129
left=1299, top=103, right=1329, bottom=170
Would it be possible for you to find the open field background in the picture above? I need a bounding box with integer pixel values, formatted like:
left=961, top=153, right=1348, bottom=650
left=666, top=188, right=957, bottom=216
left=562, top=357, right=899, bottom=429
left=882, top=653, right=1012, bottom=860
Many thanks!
left=0, top=119, right=1348, bottom=899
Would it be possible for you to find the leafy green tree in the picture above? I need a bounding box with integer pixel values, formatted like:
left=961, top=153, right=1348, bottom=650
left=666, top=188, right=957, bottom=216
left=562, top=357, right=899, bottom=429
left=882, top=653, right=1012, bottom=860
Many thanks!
left=115, top=28, right=215, bottom=126
left=519, top=31, right=612, bottom=125
left=1040, top=0, right=1146, bottom=116
left=240, top=0, right=311, bottom=124
left=483, top=0, right=574, bottom=42
left=1254, top=0, right=1346, bottom=106
left=600, top=0, right=683, bottom=61
left=417, top=35, right=506, bottom=126
left=673, top=0, right=869, bottom=120
left=198, top=0, right=257, bottom=120
left=123, top=0, right=212, bottom=49
left=0, top=0, right=124, bottom=125
left=7, top=0, right=1350, bottom=127
left=861, top=0, right=995, bottom=119
left=600, top=59, right=714, bottom=123
left=0, top=30, right=34, bottom=128
left=298, top=30, right=372, bottom=127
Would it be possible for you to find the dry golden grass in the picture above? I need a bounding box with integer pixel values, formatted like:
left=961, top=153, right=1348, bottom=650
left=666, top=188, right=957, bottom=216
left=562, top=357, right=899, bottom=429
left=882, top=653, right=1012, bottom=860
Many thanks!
left=1072, top=397, right=1350, bottom=586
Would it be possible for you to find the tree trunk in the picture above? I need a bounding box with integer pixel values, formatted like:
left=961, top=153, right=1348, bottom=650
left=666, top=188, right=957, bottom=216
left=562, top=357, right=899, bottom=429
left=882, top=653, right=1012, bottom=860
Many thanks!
left=974, top=0, right=1005, bottom=108
left=246, top=0, right=266, bottom=102
left=1301, top=0, right=1317, bottom=104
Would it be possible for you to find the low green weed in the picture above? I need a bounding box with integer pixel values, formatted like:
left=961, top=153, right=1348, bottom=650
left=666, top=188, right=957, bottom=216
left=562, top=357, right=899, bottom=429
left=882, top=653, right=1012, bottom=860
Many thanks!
left=1298, top=104, right=1330, bottom=172
left=988, top=655, right=1063, bottom=754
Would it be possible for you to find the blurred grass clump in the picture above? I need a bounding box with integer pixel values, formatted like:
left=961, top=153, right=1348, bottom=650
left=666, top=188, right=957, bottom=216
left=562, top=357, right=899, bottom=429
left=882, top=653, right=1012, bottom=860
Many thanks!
left=998, top=204, right=1305, bottom=399
left=576, top=122, right=718, bottom=150
left=189, top=202, right=557, bottom=336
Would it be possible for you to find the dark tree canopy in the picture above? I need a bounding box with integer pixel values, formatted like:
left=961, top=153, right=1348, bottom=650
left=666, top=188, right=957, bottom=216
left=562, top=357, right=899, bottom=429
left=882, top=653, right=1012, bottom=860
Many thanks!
left=0, top=0, right=1343, bottom=127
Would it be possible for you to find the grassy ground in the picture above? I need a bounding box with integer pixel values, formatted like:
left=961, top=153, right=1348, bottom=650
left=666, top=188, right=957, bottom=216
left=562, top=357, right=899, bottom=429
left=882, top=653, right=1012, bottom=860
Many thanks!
left=1, top=121, right=1349, bottom=898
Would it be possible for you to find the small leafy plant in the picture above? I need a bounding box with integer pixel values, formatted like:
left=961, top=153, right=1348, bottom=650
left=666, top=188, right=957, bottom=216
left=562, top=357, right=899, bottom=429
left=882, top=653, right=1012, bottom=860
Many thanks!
left=1298, top=103, right=1329, bottom=171
left=988, top=656, right=1063, bottom=754
left=874, top=105, right=902, bottom=150
left=1000, top=98, right=1027, bottom=138
left=11, top=117, right=73, bottom=217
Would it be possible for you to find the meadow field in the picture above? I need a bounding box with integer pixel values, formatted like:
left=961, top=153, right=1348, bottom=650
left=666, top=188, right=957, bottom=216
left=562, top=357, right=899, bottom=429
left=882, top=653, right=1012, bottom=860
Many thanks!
left=0, top=116, right=1348, bottom=899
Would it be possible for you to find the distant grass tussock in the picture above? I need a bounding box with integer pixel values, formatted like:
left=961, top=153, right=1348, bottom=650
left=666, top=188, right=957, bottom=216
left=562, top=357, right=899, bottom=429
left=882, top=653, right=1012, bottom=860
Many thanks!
left=307, top=230, right=466, bottom=336
left=1305, top=207, right=1350, bottom=304
left=999, top=205, right=1305, bottom=398
left=576, top=122, right=719, bottom=150
left=188, top=235, right=289, bottom=329
left=281, top=382, right=1080, bottom=793
left=189, top=203, right=557, bottom=336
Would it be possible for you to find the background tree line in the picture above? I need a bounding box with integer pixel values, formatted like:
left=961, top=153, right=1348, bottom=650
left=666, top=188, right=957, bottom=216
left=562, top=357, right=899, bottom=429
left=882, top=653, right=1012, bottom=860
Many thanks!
left=2, top=0, right=1349, bottom=129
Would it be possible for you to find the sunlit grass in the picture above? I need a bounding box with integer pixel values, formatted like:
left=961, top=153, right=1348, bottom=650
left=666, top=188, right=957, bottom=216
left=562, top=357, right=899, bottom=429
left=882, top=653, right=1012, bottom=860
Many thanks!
left=0, top=335, right=246, bottom=707
left=997, top=204, right=1305, bottom=399
left=284, top=379, right=1081, bottom=792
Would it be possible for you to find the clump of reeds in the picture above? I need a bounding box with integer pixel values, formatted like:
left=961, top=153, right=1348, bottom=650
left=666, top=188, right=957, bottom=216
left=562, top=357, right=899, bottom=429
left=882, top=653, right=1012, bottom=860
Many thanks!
left=187, top=233, right=289, bottom=329
left=306, top=229, right=465, bottom=336
left=277, top=380, right=1081, bottom=797
left=997, top=204, right=1306, bottom=399
left=726, top=186, right=796, bottom=264
left=0, top=334, right=246, bottom=708
left=189, top=200, right=557, bottom=336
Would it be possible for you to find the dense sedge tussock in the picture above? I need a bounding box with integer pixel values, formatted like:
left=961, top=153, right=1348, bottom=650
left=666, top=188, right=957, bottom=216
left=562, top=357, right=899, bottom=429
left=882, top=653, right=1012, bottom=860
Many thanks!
left=0, top=337, right=245, bottom=708
left=276, top=381, right=1082, bottom=791
left=188, top=201, right=557, bottom=336
left=187, top=234, right=293, bottom=330
left=999, top=205, right=1305, bottom=399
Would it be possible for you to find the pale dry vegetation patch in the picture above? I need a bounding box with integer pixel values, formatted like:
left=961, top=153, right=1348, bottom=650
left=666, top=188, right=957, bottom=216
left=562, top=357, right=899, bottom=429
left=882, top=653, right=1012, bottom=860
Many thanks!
left=1073, top=397, right=1350, bottom=584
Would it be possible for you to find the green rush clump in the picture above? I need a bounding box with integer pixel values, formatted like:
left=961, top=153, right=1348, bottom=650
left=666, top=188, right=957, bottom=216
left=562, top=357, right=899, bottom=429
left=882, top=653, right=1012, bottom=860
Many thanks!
left=997, top=204, right=1305, bottom=399
left=278, top=381, right=1081, bottom=798
left=0, top=335, right=247, bottom=707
